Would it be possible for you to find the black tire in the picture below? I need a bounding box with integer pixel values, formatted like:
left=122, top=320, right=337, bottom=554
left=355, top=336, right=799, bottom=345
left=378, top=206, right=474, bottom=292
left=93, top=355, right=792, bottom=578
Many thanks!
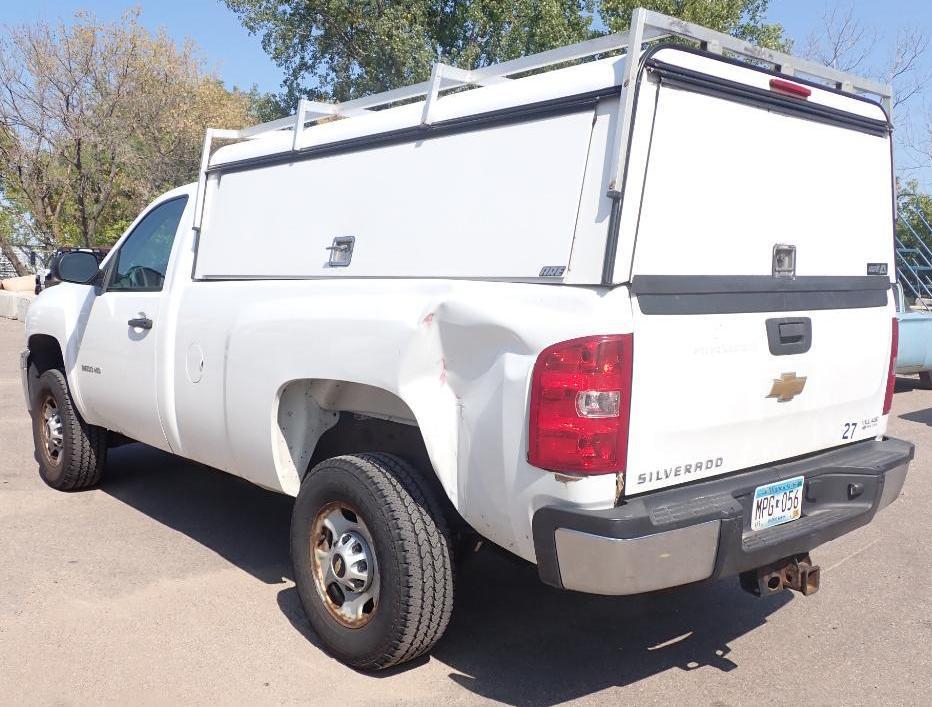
left=919, top=371, right=932, bottom=389
left=30, top=368, right=107, bottom=490
left=291, top=453, right=454, bottom=670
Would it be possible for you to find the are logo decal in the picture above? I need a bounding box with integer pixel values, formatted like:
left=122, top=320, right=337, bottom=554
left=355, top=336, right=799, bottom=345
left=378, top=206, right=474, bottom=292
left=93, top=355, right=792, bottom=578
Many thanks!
left=539, top=265, right=566, bottom=278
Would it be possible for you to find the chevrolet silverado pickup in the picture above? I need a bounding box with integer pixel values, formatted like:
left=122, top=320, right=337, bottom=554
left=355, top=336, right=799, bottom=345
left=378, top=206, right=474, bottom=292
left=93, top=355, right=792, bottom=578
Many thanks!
left=22, top=9, right=912, bottom=670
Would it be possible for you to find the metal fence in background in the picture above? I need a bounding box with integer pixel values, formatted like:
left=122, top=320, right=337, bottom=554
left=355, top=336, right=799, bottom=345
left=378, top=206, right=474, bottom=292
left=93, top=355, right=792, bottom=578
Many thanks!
left=896, top=207, right=932, bottom=310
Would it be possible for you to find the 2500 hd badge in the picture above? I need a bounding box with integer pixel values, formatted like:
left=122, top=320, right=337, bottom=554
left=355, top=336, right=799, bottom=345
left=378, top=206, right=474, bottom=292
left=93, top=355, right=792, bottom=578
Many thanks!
left=637, top=457, right=725, bottom=485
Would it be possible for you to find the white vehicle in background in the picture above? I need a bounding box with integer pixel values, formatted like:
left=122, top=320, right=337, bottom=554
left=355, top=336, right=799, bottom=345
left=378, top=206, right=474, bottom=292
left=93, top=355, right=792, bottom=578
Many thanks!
left=22, top=9, right=912, bottom=670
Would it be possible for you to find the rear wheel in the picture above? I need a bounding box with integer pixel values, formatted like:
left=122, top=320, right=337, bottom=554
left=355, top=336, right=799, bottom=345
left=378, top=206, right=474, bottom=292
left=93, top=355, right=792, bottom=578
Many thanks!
left=291, top=453, right=454, bottom=670
left=30, top=368, right=107, bottom=490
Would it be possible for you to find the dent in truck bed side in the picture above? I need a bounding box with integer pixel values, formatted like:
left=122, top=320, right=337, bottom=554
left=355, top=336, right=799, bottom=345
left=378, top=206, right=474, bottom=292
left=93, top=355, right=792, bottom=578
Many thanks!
left=166, top=278, right=631, bottom=560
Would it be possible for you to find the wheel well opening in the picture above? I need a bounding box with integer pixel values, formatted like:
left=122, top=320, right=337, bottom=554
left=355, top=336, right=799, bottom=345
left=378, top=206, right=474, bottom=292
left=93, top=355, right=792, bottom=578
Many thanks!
left=308, top=414, right=432, bottom=477
left=308, top=414, right=466, bottom=533
left=28, top=334, right=64, bottom=375
left=274, top=378, right=465, bottom=531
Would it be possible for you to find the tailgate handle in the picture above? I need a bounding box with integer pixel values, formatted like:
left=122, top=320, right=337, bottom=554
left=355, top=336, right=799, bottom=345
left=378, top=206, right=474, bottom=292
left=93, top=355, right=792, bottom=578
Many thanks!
left=779, top=322, right=806, bottom=342
left=766, top=317, right=811, bottom=356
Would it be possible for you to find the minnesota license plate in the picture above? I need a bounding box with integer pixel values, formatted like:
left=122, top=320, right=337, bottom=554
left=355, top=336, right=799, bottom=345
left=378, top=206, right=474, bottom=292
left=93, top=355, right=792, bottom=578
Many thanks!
left=751, top=476, right=804, bottom=531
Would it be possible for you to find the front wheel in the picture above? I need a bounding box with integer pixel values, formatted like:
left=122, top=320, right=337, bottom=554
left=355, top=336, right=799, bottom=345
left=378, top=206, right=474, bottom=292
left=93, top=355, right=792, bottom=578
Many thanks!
left=291, top=453, right=454, bottom=670
left=30, top=368, right=107, bottom=490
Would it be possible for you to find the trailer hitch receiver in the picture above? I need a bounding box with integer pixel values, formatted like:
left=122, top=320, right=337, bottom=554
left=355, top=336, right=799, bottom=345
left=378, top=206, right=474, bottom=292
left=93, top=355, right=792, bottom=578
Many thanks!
left=740, top=554, right=821, bottom=597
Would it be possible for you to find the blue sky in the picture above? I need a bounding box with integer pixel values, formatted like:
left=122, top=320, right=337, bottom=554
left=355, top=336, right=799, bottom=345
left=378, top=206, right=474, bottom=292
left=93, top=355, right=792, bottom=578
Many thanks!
left=0, top=1, right=281, bottom=93
left=2, top=1, right=928, bottom=95
left=2, top=1, right=931, bottom=184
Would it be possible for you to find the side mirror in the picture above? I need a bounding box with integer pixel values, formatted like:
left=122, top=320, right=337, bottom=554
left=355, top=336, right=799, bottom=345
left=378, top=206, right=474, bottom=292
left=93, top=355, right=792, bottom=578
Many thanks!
left=54, top=252, right=100, bottom=285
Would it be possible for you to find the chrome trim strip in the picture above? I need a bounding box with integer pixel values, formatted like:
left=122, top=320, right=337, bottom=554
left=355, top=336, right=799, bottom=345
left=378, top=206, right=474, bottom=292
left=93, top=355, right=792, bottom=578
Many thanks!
left=555, top=519, right=720, bottom=595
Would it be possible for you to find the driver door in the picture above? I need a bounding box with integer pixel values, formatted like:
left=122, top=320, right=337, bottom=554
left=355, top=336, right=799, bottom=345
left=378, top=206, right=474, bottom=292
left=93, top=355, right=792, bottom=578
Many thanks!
left=75, top=196, right=188, bottom=450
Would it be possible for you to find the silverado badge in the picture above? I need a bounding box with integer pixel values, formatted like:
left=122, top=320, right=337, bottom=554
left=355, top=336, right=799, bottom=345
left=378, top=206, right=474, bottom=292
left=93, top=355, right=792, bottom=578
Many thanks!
left=767, top=372, right=807, bottom=402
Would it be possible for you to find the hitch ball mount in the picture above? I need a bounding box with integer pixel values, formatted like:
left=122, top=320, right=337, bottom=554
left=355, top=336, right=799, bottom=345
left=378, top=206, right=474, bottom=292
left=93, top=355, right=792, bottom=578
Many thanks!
left=740, top=553, right=821, bottom=597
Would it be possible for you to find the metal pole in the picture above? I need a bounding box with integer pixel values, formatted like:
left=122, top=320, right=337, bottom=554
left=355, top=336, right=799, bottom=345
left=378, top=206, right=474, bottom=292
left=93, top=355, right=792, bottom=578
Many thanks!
left=192, top=128, right=240, bottom=233
left=292, top=99, right=308, bottom=151
left=192, top=128, right=215, bottom=233
left=607, top=9, right=646, bottom=198
left=421, top=63, right=445, bottom=125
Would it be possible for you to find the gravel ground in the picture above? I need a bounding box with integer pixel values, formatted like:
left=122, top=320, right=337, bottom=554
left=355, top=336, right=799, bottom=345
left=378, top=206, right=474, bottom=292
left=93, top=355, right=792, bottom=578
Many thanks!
left=1, top=315, right=930, bottom=706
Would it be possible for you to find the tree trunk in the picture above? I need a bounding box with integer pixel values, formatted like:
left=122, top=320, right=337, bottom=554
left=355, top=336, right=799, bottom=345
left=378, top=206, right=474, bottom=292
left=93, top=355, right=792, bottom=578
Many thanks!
left=74, top=138, right=93, bottom=248
left=0, top=237, right=29, bottom=277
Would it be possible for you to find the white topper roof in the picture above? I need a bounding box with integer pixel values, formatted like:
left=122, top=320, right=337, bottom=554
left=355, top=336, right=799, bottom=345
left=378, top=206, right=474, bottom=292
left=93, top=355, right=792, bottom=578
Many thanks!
left=210, top=55, right=626, bottom=168
left=196, top=7, right=893, bottom=228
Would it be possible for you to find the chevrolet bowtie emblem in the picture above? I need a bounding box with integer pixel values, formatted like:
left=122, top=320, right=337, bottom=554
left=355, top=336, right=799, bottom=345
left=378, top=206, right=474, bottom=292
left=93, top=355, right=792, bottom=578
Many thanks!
left=767, top=372, right=807, bottom=402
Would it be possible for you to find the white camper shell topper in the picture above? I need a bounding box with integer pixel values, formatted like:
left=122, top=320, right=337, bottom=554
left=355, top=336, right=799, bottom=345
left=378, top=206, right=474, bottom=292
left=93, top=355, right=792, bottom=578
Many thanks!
left=23, top=8, right=912, bottom=670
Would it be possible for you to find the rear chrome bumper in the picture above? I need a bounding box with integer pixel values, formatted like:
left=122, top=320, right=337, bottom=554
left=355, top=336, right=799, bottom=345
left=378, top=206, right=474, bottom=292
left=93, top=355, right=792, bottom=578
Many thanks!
left=20, top=348, right=31, bottom=412
left=533, top=437, right=913, bottom=596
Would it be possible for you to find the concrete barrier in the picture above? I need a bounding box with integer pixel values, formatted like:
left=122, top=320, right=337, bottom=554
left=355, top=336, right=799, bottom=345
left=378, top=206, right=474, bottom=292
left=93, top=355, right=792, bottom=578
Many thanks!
left=0, top=291, right=34, bottom=320
left=1, top=275, right=36, bottom=292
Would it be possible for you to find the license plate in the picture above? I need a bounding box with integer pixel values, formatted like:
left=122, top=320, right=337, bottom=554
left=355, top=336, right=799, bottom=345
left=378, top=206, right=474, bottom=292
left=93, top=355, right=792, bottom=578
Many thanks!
left=751, top=475, right=804, bottom=531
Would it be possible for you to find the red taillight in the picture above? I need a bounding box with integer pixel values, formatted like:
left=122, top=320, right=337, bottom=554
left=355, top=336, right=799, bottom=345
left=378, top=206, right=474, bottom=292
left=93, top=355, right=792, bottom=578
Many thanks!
left=528, top=334, right=633, bottom=474
left=769, top=77, right=811, bottom=99
left=883, top=318, right=898, bottom=415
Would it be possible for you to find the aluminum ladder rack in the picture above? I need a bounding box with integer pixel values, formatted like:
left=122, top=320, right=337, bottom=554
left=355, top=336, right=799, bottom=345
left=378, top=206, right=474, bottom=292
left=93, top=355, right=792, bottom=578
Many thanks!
left=192, top=7, right=894, bottom=230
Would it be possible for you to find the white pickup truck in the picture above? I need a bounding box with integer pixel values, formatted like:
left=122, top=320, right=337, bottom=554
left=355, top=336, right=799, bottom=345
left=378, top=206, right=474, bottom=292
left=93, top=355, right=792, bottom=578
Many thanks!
left=22, top=10, right=912, bottom=670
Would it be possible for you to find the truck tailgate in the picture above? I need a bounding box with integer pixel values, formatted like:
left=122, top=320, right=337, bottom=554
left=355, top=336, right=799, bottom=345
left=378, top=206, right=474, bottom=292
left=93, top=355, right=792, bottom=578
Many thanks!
left=626, top=300, right=892, bottom=494
left=621, top=49, right=895, bottom=496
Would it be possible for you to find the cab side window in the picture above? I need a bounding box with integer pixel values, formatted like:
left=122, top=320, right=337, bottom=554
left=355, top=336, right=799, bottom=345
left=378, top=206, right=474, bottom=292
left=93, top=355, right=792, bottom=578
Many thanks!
left=108, top=196, right=188, bottom=292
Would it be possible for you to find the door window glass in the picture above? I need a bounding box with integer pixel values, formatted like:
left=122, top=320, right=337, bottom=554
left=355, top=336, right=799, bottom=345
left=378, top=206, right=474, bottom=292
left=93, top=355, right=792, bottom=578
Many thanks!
left=109, top=196, right=188, bottom=291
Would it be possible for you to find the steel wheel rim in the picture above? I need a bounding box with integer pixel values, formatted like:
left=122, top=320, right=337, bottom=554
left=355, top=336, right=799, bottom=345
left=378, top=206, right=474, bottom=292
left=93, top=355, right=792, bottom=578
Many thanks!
left=310, top=501, right=380, bottom=628
left=40, top=396, right=64, bottom=466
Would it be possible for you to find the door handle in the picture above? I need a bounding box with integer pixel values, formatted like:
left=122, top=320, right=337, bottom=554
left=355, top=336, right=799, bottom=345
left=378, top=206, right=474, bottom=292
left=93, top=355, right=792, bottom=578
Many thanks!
left=765, top=317, right=811, bottom=355
left=128, top=316, right=153, bottom=330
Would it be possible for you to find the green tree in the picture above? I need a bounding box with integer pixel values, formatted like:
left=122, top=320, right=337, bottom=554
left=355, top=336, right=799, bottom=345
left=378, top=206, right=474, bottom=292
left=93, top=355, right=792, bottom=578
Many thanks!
left=224, top=0, right=598, bottom=105
left=224, top=0, right=786, bottom=108
left=599, top=1, right=787, bottom=49
left=0, top=10, right=252, bottom=250
left=245, top=86, right=292, bottom=122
